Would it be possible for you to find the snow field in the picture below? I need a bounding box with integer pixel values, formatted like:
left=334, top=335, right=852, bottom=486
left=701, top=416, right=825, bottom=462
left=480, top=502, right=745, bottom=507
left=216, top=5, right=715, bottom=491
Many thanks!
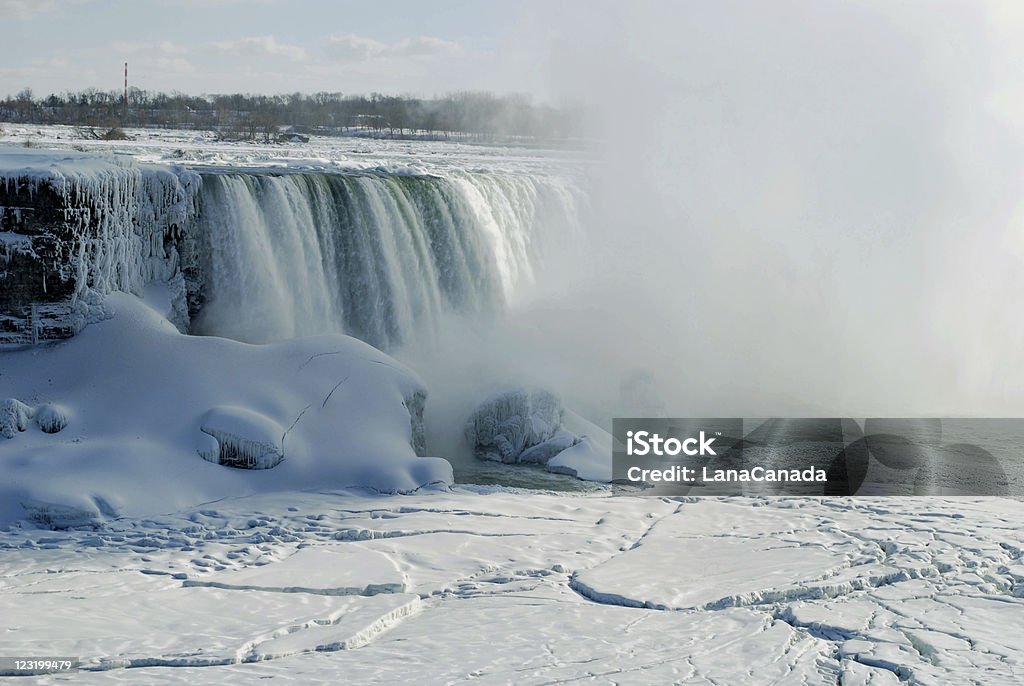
left=0, top=492, right=1021, bottom=684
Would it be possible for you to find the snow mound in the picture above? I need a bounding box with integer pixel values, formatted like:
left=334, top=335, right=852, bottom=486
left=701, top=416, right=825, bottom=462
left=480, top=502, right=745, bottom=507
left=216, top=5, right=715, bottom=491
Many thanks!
left=0, top=293, right=453, bottom=527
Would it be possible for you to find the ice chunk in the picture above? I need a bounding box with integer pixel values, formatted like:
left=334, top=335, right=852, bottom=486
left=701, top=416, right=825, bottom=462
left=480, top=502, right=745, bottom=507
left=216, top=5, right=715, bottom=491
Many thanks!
left=571, top=502, right=867, bottom=610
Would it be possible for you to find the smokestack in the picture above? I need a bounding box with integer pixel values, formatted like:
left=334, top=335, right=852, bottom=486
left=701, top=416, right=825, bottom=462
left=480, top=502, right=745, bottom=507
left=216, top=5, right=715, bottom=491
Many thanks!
left=124, top=62, right=128, bottom=104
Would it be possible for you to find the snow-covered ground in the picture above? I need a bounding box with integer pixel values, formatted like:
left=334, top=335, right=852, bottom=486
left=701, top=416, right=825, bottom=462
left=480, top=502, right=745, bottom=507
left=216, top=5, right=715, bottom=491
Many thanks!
left=0, top=123, right=583, bottom=177
left=1, top=492, right=1021, bottom=684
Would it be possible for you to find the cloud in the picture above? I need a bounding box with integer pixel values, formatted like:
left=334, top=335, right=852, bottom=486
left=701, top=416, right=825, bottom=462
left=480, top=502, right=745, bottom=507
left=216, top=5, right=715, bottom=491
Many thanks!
left=112, top=40, right=188, bottom=56
left=325, top=34, right=388, bottom=62
left=214, top=36, right=307, bottom=62
left=326, top=34, right=464, bottom=63
left=0, top=0, right=88, bottom=20
left=29, top=56, right=69, bottom=69
left=153, top=57, right=196, bottom=74
left=392, top=36, right=465, bottom=60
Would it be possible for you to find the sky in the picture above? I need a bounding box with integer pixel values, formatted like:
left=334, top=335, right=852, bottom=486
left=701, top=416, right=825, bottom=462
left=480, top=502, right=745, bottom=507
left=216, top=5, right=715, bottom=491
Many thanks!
left=0, top=0, right=554, bottom=98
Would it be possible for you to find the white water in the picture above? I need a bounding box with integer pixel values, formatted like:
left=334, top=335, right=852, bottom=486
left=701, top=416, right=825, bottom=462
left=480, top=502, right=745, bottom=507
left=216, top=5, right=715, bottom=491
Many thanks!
left=190, top=170, right=584, bottom=350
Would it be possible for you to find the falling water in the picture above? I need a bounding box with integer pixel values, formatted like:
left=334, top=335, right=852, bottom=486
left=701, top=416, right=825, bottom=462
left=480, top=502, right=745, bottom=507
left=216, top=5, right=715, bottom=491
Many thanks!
left=189, top=170, right=583, bottom=349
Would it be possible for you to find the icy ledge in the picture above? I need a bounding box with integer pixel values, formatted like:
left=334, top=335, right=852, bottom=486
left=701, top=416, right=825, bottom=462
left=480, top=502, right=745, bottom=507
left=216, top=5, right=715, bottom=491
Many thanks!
left=0, top=293, right=453, bottom=527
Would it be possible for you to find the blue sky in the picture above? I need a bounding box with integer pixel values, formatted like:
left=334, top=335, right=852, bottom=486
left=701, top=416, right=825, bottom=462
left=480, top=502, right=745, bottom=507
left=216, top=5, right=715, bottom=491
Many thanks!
left=0, top=0, right=554, bottom=98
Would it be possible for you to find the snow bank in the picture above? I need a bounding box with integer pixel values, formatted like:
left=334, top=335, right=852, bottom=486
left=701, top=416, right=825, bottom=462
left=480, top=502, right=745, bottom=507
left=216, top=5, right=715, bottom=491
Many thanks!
left=0, top=293, right=453, bottom=527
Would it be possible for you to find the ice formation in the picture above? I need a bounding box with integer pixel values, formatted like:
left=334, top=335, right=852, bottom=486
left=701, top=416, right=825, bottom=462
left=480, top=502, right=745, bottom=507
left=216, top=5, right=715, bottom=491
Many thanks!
left=465, top=388, right=568, bottom=463
left=462, top=388, right=613, bottom=481
left=2, top=149, right=583, bottom=354
left=0, top=149, right=199, bottom=341
left=197, top=406, right=286, bottom=470
left=0, top=146, right=610, bottom=529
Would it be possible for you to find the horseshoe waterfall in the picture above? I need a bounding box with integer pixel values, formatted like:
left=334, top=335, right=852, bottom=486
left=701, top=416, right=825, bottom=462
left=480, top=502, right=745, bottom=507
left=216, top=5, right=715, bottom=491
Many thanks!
left=0, top=154, right=585, bottom=352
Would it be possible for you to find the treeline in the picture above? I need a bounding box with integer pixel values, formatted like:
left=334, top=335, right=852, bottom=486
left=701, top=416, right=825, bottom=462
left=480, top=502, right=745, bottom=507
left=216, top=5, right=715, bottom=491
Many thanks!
left=0, top=88, right=579, bottom=142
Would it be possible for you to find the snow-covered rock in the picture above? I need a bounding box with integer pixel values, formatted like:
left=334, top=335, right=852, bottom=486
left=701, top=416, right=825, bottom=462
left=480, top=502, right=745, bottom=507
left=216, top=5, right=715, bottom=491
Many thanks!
left=0, top=398, right=32, bottom=438
left=547, top=437, right=611, bottom=482
left=33, top=402, right=69, bottom=433
left=0, top=293, right=454, bottom=527
left=463, top=388, right=612, bottom=482
left=465, top=388, right=567, bottom=464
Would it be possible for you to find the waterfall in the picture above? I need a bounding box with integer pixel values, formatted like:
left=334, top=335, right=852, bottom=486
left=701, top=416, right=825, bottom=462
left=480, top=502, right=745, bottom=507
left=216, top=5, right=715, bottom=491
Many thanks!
left=189, top=170, right=583, bottom=349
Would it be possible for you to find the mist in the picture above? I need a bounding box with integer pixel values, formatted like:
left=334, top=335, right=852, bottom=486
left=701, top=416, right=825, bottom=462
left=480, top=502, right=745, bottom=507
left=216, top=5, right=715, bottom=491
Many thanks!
left=410, top=0, right=1024, bottom=426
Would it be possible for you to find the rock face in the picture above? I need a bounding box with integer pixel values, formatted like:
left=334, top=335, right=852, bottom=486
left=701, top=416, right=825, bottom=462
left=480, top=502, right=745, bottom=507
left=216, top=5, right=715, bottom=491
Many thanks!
left=404, top=389, right=427, bottom=457
left=0, top=151, right=199, bottom=344
left=465, top=389, right=580, bottom=465
left=0, top=183, right=79, bottom=342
